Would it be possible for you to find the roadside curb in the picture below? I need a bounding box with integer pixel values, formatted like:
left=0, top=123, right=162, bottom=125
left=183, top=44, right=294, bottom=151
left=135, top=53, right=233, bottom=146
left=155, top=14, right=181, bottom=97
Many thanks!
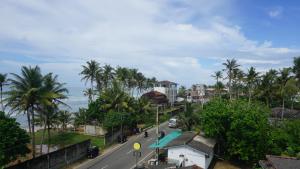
left=74, top=143, right=124, bottom=169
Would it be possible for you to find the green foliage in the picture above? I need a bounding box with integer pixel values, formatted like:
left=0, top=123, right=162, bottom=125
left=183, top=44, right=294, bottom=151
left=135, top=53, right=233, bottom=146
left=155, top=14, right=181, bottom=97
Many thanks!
left=270, top=120, right=300, bottom=157
left=179, top=102, right=200, bottom=131
left=0, top=111, right=30, bottom=166
left=201, top=99, right=270, bottom=163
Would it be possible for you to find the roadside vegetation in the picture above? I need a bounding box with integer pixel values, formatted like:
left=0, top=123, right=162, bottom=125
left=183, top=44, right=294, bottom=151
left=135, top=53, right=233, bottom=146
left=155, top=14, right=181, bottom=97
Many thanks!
left=177, top=57, right=300, bottom=168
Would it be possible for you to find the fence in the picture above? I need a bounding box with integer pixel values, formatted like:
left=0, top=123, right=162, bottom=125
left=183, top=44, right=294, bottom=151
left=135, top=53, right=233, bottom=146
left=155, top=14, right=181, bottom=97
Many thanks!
left=6, top=140, right=91, bottom=169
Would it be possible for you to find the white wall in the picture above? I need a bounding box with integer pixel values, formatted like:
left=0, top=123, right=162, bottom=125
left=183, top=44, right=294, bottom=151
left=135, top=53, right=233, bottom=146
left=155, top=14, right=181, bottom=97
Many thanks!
left=168, top=146, right=209, bottom=169
left=84, top=125, right=107, bottom=136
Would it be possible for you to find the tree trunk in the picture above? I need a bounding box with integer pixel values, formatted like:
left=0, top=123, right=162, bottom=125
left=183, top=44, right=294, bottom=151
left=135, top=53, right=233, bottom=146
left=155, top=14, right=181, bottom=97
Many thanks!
left=31, top=106, right=36, bottom=158
left=0, top=85, right=3, bottom=112
left=248, top=88, right=251, bottom=105
left=281, top=99, right=285, bottom=119
left=291, top=97, right=294, bottom=110
left=26, top=110, right=32, bottom=136
left=40, top=123, right=47, bottom=155
left=47, top=123, right=51, bottom=153
left=229, top=77, right=232, bottom=101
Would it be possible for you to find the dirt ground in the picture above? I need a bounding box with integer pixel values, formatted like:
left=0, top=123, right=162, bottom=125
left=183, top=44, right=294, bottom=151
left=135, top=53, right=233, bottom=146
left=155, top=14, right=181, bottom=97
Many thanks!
left=213, top=160, right=241, bottom=169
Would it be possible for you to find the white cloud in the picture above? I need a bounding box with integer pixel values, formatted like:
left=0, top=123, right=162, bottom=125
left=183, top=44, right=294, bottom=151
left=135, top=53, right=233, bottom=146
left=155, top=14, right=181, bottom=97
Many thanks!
left=0, top=0, right=298, bottom=87
left=268, top=6, right=283, bottom=18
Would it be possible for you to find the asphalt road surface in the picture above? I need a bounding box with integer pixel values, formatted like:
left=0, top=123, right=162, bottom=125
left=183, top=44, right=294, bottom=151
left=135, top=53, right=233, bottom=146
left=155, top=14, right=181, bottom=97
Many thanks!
left=88, top=122, right=177, bottom=169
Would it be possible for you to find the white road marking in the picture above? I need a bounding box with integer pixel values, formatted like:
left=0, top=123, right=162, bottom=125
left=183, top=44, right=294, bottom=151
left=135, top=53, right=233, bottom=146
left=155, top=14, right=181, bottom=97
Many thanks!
left=101, top=165, right=108, bottom=169
left=126, top=149, right=134, bottom=154
left=147, top=138, right=153, bottom=142
left=129, top=151, right=155, bottom=169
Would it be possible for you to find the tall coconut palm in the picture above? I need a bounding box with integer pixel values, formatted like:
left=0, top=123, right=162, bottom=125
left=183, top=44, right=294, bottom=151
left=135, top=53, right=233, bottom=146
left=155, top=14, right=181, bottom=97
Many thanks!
left=258, top=69, right=277, bottom=107
left=293, top=56, right=300, bottom=84
left=212, top=71, right=223, bottom=83
left=246, top=67, right=259, bottom=104
left=136, top=72, right=146, bottom=97
left=222, top=59, right=240, bottom=100
left=0, top=73, right=7, bottom=111
left=115, top=67, right=129, bottom=91
left=57, top=110, right=73, bottom=131
left=41, top=73, right=68, bottom=153
left=84, top=88, right=93, bottom=103
left=6, top=66, right=45, bottom=158
left=102, top=64, right=115, bottom=90
left=277, top=68, right=296, bottom=118
left=80, top=60, right=100, bottom=100
left=212, top=71, right=223, bottom=97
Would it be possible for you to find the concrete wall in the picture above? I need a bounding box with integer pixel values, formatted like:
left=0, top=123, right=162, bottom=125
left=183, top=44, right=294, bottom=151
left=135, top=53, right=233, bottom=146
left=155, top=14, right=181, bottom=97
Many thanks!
left=84, top=125, right=107, bottom=136
left=6, top=140, right=91, bottom=169
left=168, top=146, right=208, bottom=169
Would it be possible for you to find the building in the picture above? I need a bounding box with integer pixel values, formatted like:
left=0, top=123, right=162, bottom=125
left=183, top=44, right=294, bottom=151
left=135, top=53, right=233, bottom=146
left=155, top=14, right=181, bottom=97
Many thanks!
left=165, top=132, right=216, bottom=169
left=259, top=155, right=300, bottom=169
left=186, top=84, right=206, bottom=103
left=141, top=91, right=169, bottom=105
left=154, top=81, right=177, bottom=106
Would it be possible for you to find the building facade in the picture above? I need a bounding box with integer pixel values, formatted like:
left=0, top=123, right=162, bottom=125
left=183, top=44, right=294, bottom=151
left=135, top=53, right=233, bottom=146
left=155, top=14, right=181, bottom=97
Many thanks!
left=154, top=81, right=177, bottom=106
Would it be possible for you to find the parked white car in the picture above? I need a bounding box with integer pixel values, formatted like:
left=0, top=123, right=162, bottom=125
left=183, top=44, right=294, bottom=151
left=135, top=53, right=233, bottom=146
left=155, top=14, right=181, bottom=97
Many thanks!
left=168, top=118, right=178, bottom=128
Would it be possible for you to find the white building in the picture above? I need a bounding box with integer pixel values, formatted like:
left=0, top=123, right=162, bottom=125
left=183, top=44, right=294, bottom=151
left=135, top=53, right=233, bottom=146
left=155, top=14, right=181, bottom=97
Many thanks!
left=154, top=81, right=177, bottom=106
left=166, top=132, right=216, bottom=169
left=186, top=84, right=206, bottom=103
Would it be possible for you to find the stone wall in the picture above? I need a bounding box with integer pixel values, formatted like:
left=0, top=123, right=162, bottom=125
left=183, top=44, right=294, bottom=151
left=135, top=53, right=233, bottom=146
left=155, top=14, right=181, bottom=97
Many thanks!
left=6, top=140, right=91, bottom=169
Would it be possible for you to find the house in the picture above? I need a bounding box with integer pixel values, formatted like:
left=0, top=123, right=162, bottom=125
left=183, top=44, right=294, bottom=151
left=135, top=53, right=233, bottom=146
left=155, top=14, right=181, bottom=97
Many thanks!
left=259, top=155, right=300, bottom=169
left=154, top=81, right=177, bottom=106
left=186, top=84, right=206, bottom=103
left=141, top=91, right=169, bottom=105
left=165, top=132, right=216, bottom=169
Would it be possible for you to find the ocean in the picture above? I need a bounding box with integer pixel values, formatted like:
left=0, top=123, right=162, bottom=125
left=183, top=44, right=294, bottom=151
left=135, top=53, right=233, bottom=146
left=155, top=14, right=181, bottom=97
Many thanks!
left=6, top=86, right=88, bottom=129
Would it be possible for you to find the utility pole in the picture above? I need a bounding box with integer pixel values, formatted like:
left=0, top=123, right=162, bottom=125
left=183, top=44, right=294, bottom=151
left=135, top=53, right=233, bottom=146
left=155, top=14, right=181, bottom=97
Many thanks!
left=156, top=105, right=160, bottom=165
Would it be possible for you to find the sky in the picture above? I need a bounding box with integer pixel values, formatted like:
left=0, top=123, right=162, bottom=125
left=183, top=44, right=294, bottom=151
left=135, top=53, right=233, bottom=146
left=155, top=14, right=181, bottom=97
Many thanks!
left=1, top=0, right=300, bottom=88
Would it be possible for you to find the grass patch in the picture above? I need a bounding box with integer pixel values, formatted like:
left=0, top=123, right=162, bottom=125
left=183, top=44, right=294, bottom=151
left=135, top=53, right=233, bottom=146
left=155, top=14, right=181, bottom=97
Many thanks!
left=35, top=130, right=105, bottom=149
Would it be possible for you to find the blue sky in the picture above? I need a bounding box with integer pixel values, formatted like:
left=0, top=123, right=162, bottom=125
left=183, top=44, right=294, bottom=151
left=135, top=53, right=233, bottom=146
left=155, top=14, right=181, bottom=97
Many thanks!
left=0, top=0, right=300, bottom=87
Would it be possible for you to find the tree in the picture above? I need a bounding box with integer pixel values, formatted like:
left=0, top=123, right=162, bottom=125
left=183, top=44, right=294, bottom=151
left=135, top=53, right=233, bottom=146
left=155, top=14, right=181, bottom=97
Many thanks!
left=246, top=67, right=259, bottom=104
left=80, top=60, right=100, bottom=100
left=258, top=69, right=277, bottom=107
left=212, top=71, right=223, bottom=84
left=74, top=108, right=88, bottom=128
left=6, top=66, right=45, bottom=158
left=0, top=111, right=30, bottom=166
left=201, top=99, right=270, bottom=163
left=0, top=73, right=7, bottom=112
left=83, top=88, right=93, bottom=103
left=222, top=59, right=240, bottom=100
left=179, top=102, right=199, bottom=131
left=177, top=86, right=186, bottom=98
left=293, top=56, right=300, bottom=84
left=57, top=110, right=72, bottom=131
left=277, top=68, right=298, bottom=118
left=101, top=64, right=115, bottom=90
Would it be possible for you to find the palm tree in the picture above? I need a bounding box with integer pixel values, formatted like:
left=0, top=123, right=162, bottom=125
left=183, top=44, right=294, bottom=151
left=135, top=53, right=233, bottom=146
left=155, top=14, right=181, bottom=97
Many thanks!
left=80, top=60, right=100, bottom=100
left=293, top=56, right=300, bottom=84
left=57, top=110, right=73, bottom=131
left=136, top=72, right=146, bottom=97
left=115, top=67, right=129, bottom=91
left=212, top=71, right=223, bottom=97
left=83, top=88, right=93, bottom=103
left=258, top=69, right=277, bottom=107
left=6, top=66, right=45, bottom=158
left=277, top=68, right=297, bottom=118
left=222, top=59, right=240, bottom=100
left=246, top=67, right=259, bottom=104
left=41, top=73, right=68, bottom=152
left=179, top=102, right=199, bottom=131
left=102, top=64, right=115, bottom=90
left=212, top=71, right=223, bottom=83
left=74, top=108, right=88, bottom=130
left=0, top=73, right=7, bottom=111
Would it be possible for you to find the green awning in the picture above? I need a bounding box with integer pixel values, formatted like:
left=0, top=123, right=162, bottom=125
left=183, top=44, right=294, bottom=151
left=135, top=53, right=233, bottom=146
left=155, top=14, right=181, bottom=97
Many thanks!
left=149, top=130, right=182, bottom=149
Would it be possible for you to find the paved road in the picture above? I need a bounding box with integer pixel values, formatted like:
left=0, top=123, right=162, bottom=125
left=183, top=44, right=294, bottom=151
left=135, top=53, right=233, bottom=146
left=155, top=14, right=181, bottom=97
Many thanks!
left=88, top=122, right=177, bottom=169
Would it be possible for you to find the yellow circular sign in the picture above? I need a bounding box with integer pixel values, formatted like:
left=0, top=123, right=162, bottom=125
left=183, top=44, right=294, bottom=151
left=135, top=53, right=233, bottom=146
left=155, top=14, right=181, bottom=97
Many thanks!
left=133, top=142, right=141, bottom=150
